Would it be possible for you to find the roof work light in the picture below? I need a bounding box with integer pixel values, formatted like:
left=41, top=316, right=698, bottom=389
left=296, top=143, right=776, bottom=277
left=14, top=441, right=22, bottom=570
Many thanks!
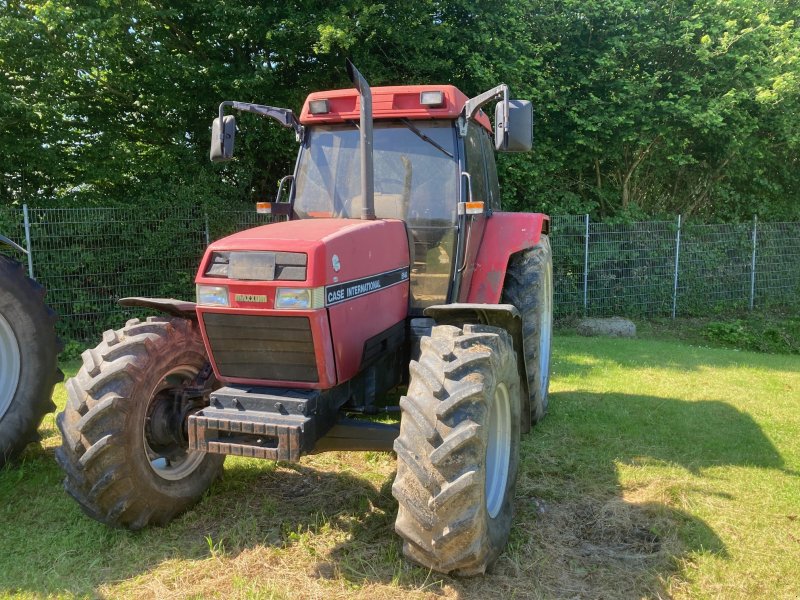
left=419, top=91, right=445, bottom=107
left=308, top=99, right=330, bottom=115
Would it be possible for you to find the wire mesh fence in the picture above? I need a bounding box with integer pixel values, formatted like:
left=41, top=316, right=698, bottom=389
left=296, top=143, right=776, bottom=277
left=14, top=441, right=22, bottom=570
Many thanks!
left=28, top=207, right=206, bottom=340
left=206, top=208, right=277, bottom=243
left=1, top=206, right=798, bottom=341
left=756, top=222, right=800, bottom=309
left=550, top=214, right=587, bottom=317
left=0, top=206, right=276, bottom=341
left=586, top=220, right=678, bottom=317
left=678, top=221, right=754, bottom=314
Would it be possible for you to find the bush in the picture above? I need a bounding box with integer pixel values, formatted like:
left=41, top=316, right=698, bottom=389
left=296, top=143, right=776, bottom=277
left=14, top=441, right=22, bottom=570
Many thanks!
left=704, top=318, right=800, bottom=355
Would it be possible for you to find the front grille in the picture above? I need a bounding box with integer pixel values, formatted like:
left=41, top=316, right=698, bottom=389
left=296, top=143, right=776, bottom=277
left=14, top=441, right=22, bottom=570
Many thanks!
left=203, top=313, right=318, bottom=382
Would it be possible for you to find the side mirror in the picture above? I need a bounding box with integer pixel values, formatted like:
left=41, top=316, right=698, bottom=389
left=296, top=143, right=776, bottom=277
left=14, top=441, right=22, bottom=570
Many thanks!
left=210, top=115, right=236, bottom=162
left=495, top=100, right=532, bottom=152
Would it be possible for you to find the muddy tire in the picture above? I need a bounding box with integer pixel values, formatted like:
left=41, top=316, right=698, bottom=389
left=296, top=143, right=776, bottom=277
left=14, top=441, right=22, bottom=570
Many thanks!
left=393, top=324, right=521, bottom=575
left=55, top=317, right=224, bottom=529
left=0, top=255, right=62, bottom=467
left=502, top=236, right=553, bottom=424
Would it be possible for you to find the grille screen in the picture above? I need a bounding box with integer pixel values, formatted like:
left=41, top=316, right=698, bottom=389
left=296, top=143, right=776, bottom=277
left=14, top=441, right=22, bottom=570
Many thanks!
left=203, top=313, right=318, bottom=382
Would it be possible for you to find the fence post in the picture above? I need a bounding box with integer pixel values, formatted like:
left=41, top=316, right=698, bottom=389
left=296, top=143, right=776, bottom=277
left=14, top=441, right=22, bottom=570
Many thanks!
left=671, top=214, right=682, bottom=319
left=204, top=212, right=211, bottom=246
left=749, top=215, right=758, bottom=310
left=583, top=213, right=590, bottom=316
left=22, top=204, right=34, bottom=279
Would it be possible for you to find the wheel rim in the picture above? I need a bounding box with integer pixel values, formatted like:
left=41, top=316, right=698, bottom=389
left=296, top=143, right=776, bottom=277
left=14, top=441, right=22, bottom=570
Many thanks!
left=143, top=365, right=206, bottom=481
left=485, top=381, right=511, bottom=519
left=0, top=312, right=21, bottom=421
left=539, top=261, right=553, bottom=399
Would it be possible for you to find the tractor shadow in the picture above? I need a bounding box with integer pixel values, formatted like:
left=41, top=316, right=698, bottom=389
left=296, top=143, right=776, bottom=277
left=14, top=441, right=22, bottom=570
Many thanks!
left=494, top=391, right=779, bottom=599
left=318, top=388, right=788, bottom=599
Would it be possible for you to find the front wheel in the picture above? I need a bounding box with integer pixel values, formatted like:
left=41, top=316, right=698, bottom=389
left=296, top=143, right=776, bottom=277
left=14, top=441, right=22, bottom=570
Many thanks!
left=55, top=317, right=224, bottom=529
left=393, top=324, right=521, bottom=575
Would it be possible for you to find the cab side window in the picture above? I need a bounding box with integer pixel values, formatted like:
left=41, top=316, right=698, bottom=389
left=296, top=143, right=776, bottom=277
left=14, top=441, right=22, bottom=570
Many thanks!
left=481, top=131, right=501, bottom=211
left=464, top=123, right=488, bottom=204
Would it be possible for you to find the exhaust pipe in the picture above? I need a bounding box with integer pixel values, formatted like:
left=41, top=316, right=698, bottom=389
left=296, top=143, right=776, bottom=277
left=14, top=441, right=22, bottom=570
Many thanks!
left=345, top=59, right=375, bottom=220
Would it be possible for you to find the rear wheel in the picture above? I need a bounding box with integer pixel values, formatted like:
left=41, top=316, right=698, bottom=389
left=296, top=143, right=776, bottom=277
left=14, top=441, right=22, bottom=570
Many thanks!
left=55, top=317, right=224, bottom=529
left=0, top=256, right=62, bottom=466
left=502, top=236, right=553, bottom=424
left=393, top=324, right=521, bottom=575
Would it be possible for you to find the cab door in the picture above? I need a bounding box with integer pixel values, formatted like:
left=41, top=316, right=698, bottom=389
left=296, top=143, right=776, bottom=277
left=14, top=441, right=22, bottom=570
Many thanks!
left=455, top=122, right=492, bottom=301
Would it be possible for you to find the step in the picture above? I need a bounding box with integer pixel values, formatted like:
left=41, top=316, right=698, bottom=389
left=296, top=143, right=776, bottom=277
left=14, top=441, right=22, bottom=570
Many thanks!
left=187, top=386, right=320, bottom=461
left=188, top=409, right=312, bottom=461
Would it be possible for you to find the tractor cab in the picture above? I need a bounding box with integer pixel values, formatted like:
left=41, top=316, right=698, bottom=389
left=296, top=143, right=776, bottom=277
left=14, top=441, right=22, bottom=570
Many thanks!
left=214, top=80, right=532, bottom=311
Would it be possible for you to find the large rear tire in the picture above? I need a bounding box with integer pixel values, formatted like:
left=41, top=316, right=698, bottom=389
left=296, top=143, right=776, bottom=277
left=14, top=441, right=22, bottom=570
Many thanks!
left=0, top=256, right=62, bottom=467
left=502, top=236, right=553, bottom=424
left=393, top=324, right=521, bottom=575
left=55, top=317, right=224, bottom=529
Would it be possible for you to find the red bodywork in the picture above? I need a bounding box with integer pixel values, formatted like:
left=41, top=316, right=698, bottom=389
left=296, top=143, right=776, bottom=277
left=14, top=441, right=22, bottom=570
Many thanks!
left=465, top=212, right=550, bottom=304
left=300, top=85, right=493, bottom=133
left=195, top=219, right=409, bottom=389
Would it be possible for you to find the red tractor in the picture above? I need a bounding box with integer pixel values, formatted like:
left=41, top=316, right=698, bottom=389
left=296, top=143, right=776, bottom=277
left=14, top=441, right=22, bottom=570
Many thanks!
left=56, top=62, right=553, bottom=575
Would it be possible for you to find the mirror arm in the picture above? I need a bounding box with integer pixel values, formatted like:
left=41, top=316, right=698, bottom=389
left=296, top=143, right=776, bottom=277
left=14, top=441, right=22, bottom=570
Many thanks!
left=458, top=84, right=509, bottom=137
left=218, top=101, right=305, bottom=141
left=0, top=234, right=27, bottom=256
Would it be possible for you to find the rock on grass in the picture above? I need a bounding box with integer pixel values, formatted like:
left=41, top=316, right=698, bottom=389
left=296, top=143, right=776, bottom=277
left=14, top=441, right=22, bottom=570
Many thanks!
left=577, top=317, right=636, bottom=338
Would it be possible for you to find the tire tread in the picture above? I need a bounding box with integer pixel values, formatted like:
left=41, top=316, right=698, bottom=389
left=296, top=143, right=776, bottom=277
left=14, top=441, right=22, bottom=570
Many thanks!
left=0, top=256, right=62, bottom=466
left=56, top=317, right=223, bottom=529
left=393, top=324, right=521, bottom=575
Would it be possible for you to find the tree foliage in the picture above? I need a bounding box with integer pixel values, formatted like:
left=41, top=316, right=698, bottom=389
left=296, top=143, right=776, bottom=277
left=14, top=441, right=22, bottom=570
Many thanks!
left=1, top=0, right=798, bottom=221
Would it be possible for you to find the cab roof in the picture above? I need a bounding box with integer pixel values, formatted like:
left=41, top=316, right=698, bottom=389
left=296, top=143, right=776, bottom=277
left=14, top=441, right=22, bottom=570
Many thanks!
left=299, top=85, right=492, bottom=133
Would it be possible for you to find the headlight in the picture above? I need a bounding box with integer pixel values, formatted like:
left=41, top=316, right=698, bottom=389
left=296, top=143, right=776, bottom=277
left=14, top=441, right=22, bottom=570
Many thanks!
left=275, top=287, right=325, bottom=310
left=196, top=285, right=229, bottom=307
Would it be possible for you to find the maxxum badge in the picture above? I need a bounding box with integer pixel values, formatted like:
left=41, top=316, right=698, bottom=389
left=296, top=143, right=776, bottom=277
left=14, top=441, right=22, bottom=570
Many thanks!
left=325, top=267, right=409, bottom=306
left=235, top=294, right=267, bottom=303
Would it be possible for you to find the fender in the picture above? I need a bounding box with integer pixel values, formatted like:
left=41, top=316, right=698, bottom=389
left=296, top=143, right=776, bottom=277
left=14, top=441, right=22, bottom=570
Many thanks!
left=118, top=297, right=198, bottom=321
left=0, top=234, right=28, bottom=255
left=465, top=212, right=549, bottom=304
left=424, top=303, right=533, bottom=433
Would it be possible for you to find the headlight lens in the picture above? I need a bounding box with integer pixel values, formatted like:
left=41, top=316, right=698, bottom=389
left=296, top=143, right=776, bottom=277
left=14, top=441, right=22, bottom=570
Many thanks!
left=275, top=287, right=324, bottom=309
left=196, top=285, right=229, bottom=307
left=275, top=288, right=310, bottom=309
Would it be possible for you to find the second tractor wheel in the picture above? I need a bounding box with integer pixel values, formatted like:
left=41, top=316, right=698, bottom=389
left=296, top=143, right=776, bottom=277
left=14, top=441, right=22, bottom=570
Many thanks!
left=0, top=256, right=62, bottom=467
left=502, top=236, right=553, bottom=424
left=55, top=317, right=224, bottom=529
left=393, top=323, right=521, bottom=575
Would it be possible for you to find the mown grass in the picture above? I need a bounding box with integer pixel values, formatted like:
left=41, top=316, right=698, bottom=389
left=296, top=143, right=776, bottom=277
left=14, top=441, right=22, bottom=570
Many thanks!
left=1, top=336, right=798, bottom=599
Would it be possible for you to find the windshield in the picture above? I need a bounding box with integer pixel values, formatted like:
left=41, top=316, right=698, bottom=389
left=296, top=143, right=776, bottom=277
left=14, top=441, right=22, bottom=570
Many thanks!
left=294, top=121, right=457, bottom=221
left=293, top=120, right=459, bottom=310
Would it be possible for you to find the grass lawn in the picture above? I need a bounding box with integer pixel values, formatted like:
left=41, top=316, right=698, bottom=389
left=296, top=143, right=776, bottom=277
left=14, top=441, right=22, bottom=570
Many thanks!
left=1, top=334, right=798, bottom=599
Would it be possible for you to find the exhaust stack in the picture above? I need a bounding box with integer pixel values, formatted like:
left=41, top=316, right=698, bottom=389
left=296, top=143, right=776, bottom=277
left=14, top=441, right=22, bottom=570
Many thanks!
left=345, top=59, right=375, bottom=220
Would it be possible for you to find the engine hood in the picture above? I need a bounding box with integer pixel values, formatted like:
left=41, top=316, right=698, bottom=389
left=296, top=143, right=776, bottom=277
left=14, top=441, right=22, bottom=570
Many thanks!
left=197, top=217, right=410, bottom=291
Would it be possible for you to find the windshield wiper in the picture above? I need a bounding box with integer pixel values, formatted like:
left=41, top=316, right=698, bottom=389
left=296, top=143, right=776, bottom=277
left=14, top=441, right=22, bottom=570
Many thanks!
left=400, top=119, right=454, bottom=158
